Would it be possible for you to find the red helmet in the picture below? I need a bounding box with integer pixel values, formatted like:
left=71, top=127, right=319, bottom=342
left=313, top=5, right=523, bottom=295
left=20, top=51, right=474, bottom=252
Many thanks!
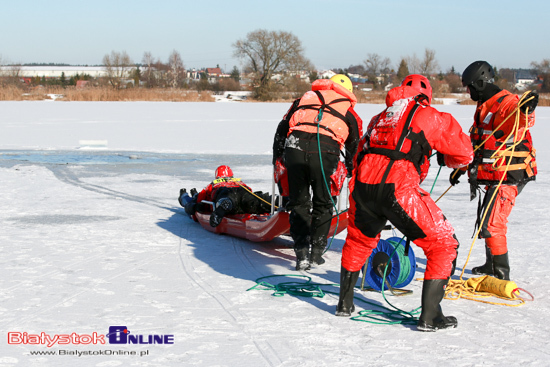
left=401, top=74, right=432, bottom=103
left=215, top=165, right=233, bottom=178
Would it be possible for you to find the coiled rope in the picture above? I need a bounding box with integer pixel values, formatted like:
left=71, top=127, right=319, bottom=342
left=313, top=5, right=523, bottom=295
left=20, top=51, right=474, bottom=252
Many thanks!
left=247, top=274, right=420, bottom=325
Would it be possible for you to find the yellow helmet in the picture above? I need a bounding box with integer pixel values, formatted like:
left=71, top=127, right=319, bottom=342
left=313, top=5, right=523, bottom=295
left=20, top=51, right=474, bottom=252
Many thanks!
left=330, top=74, right=353, bottom=93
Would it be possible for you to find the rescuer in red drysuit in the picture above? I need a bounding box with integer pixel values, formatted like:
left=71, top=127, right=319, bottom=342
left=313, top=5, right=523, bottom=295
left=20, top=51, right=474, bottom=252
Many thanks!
left=272, top=75, right=363, bottom=271
left=178, top=165, right=271, bottom=227
left=336, top=75, right=474, bottom=332
left=453, top=61, right=538, bottom=281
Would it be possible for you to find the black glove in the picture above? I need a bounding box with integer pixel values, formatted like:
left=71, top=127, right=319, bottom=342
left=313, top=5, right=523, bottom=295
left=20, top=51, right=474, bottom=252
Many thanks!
left=346, top=167, right=353, bottom=178
left=436, top=152, right=445, bottom=167
left=521, top=91, right=539, bottom=114
left=449, top=168, right=466, bottom=186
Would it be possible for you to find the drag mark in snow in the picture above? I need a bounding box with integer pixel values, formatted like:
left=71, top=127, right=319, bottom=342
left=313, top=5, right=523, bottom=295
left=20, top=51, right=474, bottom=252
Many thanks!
left=176, top=218, right=283, bottom=366
left=48, top=165, right=174, bottom=212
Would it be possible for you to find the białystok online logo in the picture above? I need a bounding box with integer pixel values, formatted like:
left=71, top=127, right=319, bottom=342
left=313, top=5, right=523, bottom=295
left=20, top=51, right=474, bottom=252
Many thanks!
left=8, top=326, right=174, bottom=347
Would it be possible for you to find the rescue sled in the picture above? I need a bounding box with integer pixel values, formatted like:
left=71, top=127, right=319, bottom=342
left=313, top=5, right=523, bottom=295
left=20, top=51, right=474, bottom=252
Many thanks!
left=187, top=165, right=350, bottom=242
left=194, top=208, right=348, bottom=242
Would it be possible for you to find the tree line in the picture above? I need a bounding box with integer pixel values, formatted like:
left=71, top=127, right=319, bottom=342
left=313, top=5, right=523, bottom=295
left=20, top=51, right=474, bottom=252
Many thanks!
left=1, top=29, right=549, bottom=101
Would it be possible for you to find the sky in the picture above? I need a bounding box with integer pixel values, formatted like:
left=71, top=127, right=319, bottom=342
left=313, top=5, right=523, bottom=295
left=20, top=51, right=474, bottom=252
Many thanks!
left=1, top=0, right=548, bottom=74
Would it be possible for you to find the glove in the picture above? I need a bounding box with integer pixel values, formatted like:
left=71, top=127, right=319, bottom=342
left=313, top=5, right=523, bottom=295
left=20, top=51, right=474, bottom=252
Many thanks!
left=521, top=91, right=538, bottom=114
left=449, top=168, right=466, bottom=186
left=436, top=152, right=445, bottom=167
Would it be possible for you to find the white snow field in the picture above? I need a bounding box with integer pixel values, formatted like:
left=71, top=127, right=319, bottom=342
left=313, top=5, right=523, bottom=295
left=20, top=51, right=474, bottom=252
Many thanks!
left=0, top=100, right=549, bottom=366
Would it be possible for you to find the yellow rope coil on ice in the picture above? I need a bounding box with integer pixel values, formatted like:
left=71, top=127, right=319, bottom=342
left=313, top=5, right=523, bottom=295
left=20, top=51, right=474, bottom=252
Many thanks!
left=442, top=91, right=536, bottom=307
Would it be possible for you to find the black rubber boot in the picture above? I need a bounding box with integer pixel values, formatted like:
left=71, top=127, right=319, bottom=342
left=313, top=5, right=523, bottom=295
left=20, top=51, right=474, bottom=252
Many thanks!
left=417, top=279, right=457, bottom=332
left=309, top=237, right=326, bottom=267
left=335, top=266, right=360, bottom=317
left=310, top=248, right=326, bottom=267
left=293, top=235, right=310, bottom=271
left=472, top=246, right=494, bottom=276
left=492, top=252, right=510, bottom=280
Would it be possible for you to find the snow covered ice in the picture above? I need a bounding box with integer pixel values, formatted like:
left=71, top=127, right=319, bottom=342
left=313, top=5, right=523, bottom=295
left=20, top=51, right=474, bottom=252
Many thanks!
left=0, top=100, right=549, bottom=366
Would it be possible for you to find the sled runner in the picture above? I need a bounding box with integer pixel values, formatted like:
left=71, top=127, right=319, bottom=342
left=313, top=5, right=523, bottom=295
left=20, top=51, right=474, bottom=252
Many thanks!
left=193, top=208, right=348, bottom=242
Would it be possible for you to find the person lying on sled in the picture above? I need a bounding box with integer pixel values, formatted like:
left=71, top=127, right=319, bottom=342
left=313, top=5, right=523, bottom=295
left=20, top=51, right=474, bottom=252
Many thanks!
left=178, top=165, right=272, bottom=227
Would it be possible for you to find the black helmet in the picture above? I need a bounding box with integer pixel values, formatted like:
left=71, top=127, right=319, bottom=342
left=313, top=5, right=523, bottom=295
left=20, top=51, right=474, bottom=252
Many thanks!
left=462, top=61, right=495, bottom=91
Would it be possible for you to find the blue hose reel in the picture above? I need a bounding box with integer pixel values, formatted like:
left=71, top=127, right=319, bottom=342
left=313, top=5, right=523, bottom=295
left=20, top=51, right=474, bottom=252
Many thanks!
left=363, top=237, right=416, bottom=291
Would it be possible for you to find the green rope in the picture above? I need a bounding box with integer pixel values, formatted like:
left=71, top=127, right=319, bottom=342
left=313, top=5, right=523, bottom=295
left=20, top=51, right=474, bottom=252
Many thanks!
left=316, top=114, right=340, bottom=254
left=386, top=238, right=412, bottom=287
left=247, top=274, right=419, bottom=325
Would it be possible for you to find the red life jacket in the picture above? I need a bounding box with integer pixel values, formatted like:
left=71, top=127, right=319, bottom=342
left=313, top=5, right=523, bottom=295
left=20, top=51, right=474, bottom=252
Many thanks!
left=288, top=79, right=356, bottom=147
left=470, top=93, right=537, bottom=185
left=364, top=94, right=431, bottom=176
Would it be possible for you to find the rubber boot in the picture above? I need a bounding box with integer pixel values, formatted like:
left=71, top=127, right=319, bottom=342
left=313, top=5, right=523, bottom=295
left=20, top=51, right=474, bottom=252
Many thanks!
left=417, top=279, right=458, bottom=332
left=472, top=246, right=494, bottom=276
left=309, top=237, right=326, bottom=268
left=492, top=252, right=510, bottom=280
left=293, top=235, right=310, bottom=271
left=335, top=266, right=360, bottom=317
left=310, top=248, right=326, bottom=267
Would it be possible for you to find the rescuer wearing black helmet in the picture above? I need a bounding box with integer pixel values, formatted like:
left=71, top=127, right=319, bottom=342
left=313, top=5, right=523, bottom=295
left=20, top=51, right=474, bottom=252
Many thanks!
left=452, top=60, right=539, bottom=280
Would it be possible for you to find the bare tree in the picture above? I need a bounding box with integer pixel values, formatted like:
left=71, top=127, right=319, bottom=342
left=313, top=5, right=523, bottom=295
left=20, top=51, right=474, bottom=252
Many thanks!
left=233, top=29, right=312, bottom=100
left=419, top=48, right=439, bottom=76
left=531, top=59, right=550, bottom=92
left=103, top=50, right=133, bottom=89
left=405, top=54, right=421, bottom=74
left=168, top=50, right=185, bottom=88
left=142, top=51, right=155, bottom=88
left=363, top=53, right=391, bottom=89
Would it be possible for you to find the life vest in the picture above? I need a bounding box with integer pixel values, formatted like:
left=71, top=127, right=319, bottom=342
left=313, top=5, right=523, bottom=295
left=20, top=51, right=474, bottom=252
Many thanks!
left=364, top=94, right=431, bottom=176
left=470, top=93, right=537, bottom=186
left=288, top=80, right=354, bottom=147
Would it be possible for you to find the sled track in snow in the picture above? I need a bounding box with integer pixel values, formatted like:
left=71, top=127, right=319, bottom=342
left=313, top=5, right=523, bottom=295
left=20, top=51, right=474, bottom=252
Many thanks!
left=177, top=217, right=284, bottom=366
left=48, top=165, right=174, bottom=211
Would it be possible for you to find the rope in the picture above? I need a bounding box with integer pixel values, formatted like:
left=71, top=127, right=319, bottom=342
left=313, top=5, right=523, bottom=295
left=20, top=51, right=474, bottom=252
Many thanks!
left=316, top=117, right=340, bottom=254
left=235, top=181, right=278, bottom=210
left=247, top=274, right=420, bottom=326
left=443, top=90, right=535, bottom=306
left=387, top=239, right=412, bottom=286
left=434, top=90, right=536, bottom=204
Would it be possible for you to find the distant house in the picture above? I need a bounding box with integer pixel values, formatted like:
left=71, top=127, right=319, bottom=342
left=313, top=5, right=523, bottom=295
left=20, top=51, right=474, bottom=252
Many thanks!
left=206, top=68, right=222, bottom=77
left=516, top=69, right=536, bottom=84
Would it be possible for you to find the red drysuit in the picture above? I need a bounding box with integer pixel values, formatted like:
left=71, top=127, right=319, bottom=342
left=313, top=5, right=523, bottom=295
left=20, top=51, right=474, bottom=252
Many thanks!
left=342, top=85, right=474, bottom=280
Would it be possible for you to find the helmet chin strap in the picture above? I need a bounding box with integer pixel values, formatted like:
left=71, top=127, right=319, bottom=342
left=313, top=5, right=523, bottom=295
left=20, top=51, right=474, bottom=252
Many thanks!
left=469, top=83, right=501, bottom=103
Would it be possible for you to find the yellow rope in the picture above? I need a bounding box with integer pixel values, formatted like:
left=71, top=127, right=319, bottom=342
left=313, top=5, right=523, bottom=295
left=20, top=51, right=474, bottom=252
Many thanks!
left=236, top=181, right=278, bottom=210
left=442, top=91, right=534, bottom=306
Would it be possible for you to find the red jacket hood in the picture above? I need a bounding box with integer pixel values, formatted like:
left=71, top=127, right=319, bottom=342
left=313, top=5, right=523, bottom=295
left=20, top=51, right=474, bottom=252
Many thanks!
left=385, top=85, right=430, bottom=107
left=312, top=79, right=357, bottom=106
